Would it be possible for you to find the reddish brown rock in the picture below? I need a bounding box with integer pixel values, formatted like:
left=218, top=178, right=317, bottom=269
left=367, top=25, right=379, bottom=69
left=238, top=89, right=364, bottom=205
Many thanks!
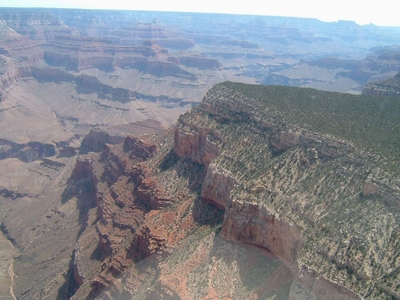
left=221, top=200, right=302, bottom=263
left=67, top=134, right=172, bottom=298
left=200, top=165, right=237, bottom=209
left=128, top=225, right=166, bottom=262
left=80, top=128, right=126, bottom=153
left=173, top=127, right=220, bottom=166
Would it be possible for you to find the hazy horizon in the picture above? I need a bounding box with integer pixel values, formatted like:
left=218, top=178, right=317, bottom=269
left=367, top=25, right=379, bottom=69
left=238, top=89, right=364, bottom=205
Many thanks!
left=1, top=0, right=399, bottom=27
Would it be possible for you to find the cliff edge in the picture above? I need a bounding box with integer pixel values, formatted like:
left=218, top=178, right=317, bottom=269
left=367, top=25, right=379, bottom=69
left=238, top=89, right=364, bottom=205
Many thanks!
left=163, top=82, right=400, bottom=299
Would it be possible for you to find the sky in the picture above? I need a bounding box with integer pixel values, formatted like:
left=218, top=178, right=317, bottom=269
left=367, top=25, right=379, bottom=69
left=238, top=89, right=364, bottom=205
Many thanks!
left=1, top=0, right=399, bottom=27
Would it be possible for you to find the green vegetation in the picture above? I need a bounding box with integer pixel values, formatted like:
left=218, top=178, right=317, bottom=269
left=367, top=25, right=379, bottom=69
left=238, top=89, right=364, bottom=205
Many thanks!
left=220, top=81, right=400, bottom=172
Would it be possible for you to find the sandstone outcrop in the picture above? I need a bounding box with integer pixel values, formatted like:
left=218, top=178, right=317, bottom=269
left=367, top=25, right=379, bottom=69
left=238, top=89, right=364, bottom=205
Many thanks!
left=80, top=120, right=165, bottom=154
left=222, top=200, right=302, bottom=263
left=173, top=127, right=220, bottom=166
left=200, top=165, right=236, bottom=209
left=2, top=80, right=399, bottom=300
left=74, top=81, right=399, bottom=299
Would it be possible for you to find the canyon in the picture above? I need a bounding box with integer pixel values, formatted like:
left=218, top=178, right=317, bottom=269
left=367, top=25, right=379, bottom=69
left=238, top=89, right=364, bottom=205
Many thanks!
left=1, top=7, right=400, bottom=300
left=1, top=80, right=399, bottom=299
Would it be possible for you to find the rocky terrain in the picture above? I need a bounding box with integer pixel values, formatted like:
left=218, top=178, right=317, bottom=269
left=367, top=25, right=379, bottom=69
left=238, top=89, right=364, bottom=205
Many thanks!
left=95, top=82, right=399, bottom=299
left=1, top=7, right=400, bottom=300
left=0, top=81, right=398, bottom=299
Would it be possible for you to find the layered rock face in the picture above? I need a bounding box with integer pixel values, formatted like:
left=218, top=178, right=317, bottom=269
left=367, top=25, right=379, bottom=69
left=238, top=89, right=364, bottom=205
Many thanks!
left=169, top=82, right=400, bottom=299
left=0, top=11, right=75, bottom=41
left=41, top=36, right=197, bottom=77
left=222, top=201, right=302, bottom=263
left=80, top=120, right=165, bottom=153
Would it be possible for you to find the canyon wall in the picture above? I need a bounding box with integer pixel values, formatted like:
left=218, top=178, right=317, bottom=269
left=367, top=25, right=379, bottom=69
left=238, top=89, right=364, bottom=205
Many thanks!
left=169, top=82, right=400, bottom=299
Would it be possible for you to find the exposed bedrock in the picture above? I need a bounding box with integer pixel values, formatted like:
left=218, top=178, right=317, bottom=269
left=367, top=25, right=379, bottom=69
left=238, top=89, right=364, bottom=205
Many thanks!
left=30, top=66, right=190, bottom=104
left=63, top=135, right=170, bottom=298
left=173, top=127, right=220, bottom=166
left=62, top=156, right=99, bottom=209
left=117, top=58, right=197, bottom=80
left=0, top=11, right=75, bottom=41
left=30, top=66, right=136, bottom=102
left=0, top=64, right=32, bottom=99
left=74, top=74, right=135, bottom=102
left=30, top=65, right=74, bottom=82
left=43, top=50, right=79, bottom=71
left=221, top=200, right=302, bottom=263
left=200, top=165, right=236, bottom=209
left=42, top=36, right=199, bottom=79
left=173, top=125, right=303, bottom=264
left=179, top=55, right=222, bottom=70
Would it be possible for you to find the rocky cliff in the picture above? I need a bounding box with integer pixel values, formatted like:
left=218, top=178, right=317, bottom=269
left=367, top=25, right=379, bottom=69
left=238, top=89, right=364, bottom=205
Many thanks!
left=166, top=82, right=400, bottom=299
left=34, top=82, right=396, bottom=299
